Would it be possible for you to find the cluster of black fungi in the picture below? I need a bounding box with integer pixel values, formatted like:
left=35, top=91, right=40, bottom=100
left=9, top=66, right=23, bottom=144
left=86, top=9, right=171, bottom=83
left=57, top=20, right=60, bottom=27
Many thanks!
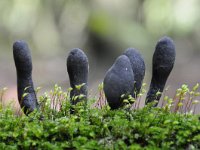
left=13, top=36, right=175, bottom=115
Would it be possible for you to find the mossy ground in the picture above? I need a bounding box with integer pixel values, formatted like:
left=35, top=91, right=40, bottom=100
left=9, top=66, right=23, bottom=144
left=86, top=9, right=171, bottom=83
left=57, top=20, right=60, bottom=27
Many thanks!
left=0, top=84, right=199, bottom=150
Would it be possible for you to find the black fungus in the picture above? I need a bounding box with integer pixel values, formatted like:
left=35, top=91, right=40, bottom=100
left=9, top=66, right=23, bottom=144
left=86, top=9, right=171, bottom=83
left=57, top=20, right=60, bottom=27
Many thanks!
left=123, top=48, right=145, bottom=98
left=103, top=55, right=135, bottom=109
left=67, top=48, right=89, bottom=105
left=146, top=36, right=176, bottom=106
left=13, top=40, right=38, bottom=114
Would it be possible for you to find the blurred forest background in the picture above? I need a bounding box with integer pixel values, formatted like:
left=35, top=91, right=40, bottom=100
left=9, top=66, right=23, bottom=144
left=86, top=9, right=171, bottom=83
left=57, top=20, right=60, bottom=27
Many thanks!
left=0, top=0, right=200, bottom=113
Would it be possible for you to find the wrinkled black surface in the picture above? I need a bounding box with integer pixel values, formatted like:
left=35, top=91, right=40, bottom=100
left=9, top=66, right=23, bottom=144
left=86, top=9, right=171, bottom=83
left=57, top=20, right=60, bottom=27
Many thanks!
left=123, top=48, right=145, bottom=97
left=146, top=36, right=176, bottom=106
left=67, top=48, right=89, bottom=105
left=13, top=40, right=38, bottom=114
left=103, top=55, right=135, bottom=109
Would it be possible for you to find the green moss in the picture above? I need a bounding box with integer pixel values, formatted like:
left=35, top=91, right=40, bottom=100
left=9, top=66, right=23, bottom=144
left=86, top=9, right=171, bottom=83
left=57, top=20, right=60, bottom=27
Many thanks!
left=0, top=85, right=199, bottom=149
